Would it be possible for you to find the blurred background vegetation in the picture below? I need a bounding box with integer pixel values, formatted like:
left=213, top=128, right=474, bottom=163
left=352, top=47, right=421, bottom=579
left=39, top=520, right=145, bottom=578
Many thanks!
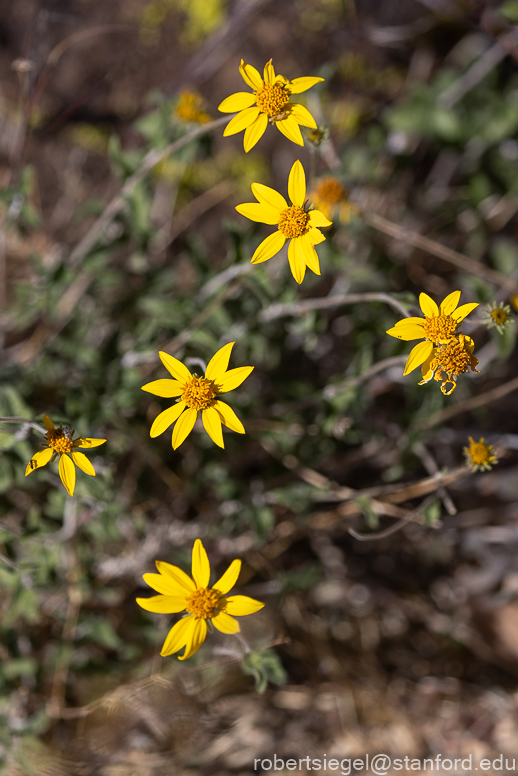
left=1, top=0, right=518, bottom=773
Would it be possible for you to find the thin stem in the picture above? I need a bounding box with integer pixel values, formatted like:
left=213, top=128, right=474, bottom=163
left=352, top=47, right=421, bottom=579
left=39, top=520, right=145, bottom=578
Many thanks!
left=259, top=292, right=411, bottom=323
left=0, top=416, right=46, bottom=434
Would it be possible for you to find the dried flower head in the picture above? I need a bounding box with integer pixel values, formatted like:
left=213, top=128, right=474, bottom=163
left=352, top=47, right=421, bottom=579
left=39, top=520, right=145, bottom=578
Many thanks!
left=464, top=437, right=498, bottom=471
left=482, top=301, right=515, bottom=335
left=419, top=334, right=480, bottom=395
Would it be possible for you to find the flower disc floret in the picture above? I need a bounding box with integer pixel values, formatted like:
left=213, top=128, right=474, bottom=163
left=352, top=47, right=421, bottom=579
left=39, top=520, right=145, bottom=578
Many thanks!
left=464, top=437, right=497, bottom=471
left=47, top=428, right=74, bottom=455
left=278, top=205, right=309, bottom=238
left=182, top=376, right=216, bottom=410
left=185, top=587, right=220, bottom=618
left=422, top=314, right=458, bottom=344
left=255, top=82, right=289, bottom=117
left=419, top=334, right=480, bottom=395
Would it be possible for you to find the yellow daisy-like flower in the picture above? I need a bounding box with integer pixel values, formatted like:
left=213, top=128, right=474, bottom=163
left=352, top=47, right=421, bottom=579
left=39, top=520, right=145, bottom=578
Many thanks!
left=309, top=176, right=359, bottom=224
left=418, top=333, right=480, bottom=395
left=175, top=89, right=212, bottom=125
left=386, top=291, right=479, bottom=376
left=218, top=58, right=324, bottom=152
left=142, top=342, right=253, bottom=450
left=137, top=539, right=264, bottom=660
left=25, top=414, right=106, bottom=497
left=463, top=436, right=498, bottom=472
left=235, top=159, right=332, bottom=284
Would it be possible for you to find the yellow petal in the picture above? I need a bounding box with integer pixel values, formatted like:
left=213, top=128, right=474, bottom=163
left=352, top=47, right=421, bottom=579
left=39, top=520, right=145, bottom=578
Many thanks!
left=386, top=323, right=426, bottom=341
left=141, top=379, right=184, bottom=398
left=202, top=406, right=224, bottom=448
left=159, top=351, right=191, bottom=382
left=223, top=595, right=265, bottom=616
left=212, top=611, right=240, bottom=634
left=42, top=414, right=55, bottom=431
left=70, top=451, right=95, bottom=477
left=251, top=231, right=286, bottom=264
left=59, top=453, right=76, bottom=497
left=143, top=571, right=188, bottom=596
left=213, top=401, right=245, bottom=434
left=74, top=437, right=106, bottom=448
left=205, top=341, right=234, bottom=380
left=287, top=238, right=306, bottom=284
left=420, top=351, right=435, bottom=382
left=419, top=293, right=439, bottom=318
left=440, top=290, right=461, bottom=315
left=276, top=115, right=304, bottom=145
left=172, top=407, right=197, bottom=449
left=178, top=617, right=207, bottom=661
left=191, top=539, right=211, bottom=588
left=136, top=594, right=187, bottom=613
left=160, top=616, right=194, bottom=657
left=297, top=234, right=320, bottom=275
left=156, top=560, right=196, bottom=593
left=308, top=209, right=333, bottom=228
left=223, top=107, right=261, bottom=136
left=218, top=91, right=256, bottom=113
left=25, top=447, right=53, bottom=476
left=288, top=160, right=306, bottom=207
left=239, top=59, right=262, bottom=90
left=213, top=559, right=241, bottom=595
left=288, top=76, right=325, bottom=94
left=263, top=59, right=275, bottom=85
left=307, top=227, right=326, bottom=246
left=251, top=182, right=287, bottom=212
left=214, top=366, right=254, bottom=393
left=289, top=102, right=317, bottom=129
left=235, top=201, right=279, bottom=225
left=243, top=112, right=268, bottom=153
left=150, top=401, right=186, bottom=438
left=451, top=302, right=479, bottom=322
left=404, top=341, right=433, bottom=376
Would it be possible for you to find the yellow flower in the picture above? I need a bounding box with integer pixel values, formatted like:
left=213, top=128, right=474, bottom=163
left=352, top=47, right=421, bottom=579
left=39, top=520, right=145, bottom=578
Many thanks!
left=218, top=58, right=323, bottom=152
left=235, top=160, right=332, bottom=284
left=25, top=414, right=106, bottom=497
left=386, top=291, right=479, bottom=376
left=137, top=539, right=264, bottom=660
left=418, top=334, right=480, bottom=395
left=142, top=342, right=253, bottom=449
left=309, top=176, right=359, bottom=223
left=463, top=436, right=498, bottom=471
left=175, top=89, right=212, bottom=124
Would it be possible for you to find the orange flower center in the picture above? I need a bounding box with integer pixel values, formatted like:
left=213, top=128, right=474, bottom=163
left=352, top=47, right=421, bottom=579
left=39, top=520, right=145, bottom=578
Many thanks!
left=423, top=314, right=457, bottom=344
left=255, top=83, right=290, bottom=118
left=491, top=308, right=508, bottom=325
left=185, top=587, right=220, bottom=619
left=314, top=178, right=348, bottom=205
left=46, top=428, right=74, bottom=454
left=278, top=205, right=310, bottom=239
left=431, top=336, right=472, bottom=378
left=467, top=439, right=494, bottom=466
left=182, top=376, right=217, bottom=410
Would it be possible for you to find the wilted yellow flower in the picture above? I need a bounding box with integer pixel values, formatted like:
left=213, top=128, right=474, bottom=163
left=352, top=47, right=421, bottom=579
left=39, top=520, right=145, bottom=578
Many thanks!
left=482, top=301, right=515, bottom=335
left=137, top=539, right=264, bottom=660
left=218, top=59, right=323, bottom=152
left=464, top=437, right=498, bottom=471
left=386, top=291, right=479, bottom=376
left=142, top=342, right=253, bottom=449
left=309, top=177, right=359, bottom=223
left=235, top=159, right=332, bottom=284
left=175, top=89, right=211, bottom=124
left=418, top=334, right=480, bottom=395
left=25, top=414, right=106, bottom=497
